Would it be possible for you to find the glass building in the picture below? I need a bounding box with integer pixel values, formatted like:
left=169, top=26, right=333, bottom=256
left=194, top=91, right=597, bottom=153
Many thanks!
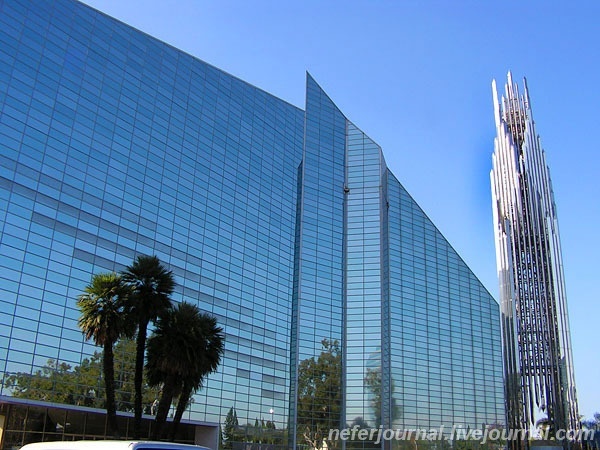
left=0, top=0, right=504, bottom=447
left=491, top=73, right=579, bottom=449
left=290, top=78, right=505, bottom=450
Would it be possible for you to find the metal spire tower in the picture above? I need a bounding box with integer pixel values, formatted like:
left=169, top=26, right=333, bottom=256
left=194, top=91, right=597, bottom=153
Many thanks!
left=491, top=73, right=579, bottom=448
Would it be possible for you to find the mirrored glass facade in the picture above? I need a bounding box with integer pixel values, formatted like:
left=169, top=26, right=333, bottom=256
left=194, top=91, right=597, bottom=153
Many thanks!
left=0, top=0, right=303, bottom=433
left=1, top=0, right=504, bottom=446
left=387, top=174, right=504, bottom=431
left=289, top=76, right=346, bottom=447
left=343, top=122, right=389, bottom=430
left=288, top=80, right=504, bottom=447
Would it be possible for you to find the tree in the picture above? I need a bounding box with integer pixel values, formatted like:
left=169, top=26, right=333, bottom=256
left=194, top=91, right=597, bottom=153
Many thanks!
left=222, top=407, right=239, bottom=449
left=364, top=366, right=401, bottom=429
left=5, top=358, right=99, bottom=406
left=296, top=339, right=342, bottom=450
left=364, top=367, right=383, bottom=428
left=77, top=272, right=132, bottom=437
left=582, top=412, right=600, bottom=430
left=113, top=338, right=161, bottom=413
left=582, top=413, right=600, bottom=449
left=4, top=339, right=160, bottom=413
left=169, top=311, right=224, bottom=441
left=145, top=301, right=223, bottom=440
left=122, top=255, right=175, bottom=439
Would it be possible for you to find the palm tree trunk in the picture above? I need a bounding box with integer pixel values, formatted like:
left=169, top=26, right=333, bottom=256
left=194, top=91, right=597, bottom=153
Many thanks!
left=152, top=375, right=177, bottom=440
left=103, top=340, right=120, bottom=437
left=169, top=381, right=193, bottom=441
left=133, top=319, right=148, bottom=439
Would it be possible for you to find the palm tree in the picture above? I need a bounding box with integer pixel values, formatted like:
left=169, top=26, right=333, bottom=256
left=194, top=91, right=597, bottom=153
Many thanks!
left=77, top=272, right=132, bottom=437
left=169, top=312, right=224, bottom=440
left=145, top=302, right=224, bottom=440
left=122, top=255, right=175, bottom=439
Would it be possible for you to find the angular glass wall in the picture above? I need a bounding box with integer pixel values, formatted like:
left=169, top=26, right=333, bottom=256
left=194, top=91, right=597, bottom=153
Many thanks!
left=290, top=75, right=346, bottom=449
left=387, top=173, right=505, bottom=432
left=344, top=123, right=391, bottom=439
left=0, top=0, right=304, bottom=435
left=289, top=76, right=506, bottom=447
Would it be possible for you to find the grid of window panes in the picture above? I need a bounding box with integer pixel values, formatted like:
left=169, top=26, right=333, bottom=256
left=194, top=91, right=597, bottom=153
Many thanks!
left=344, top=123, right=387, bottom=430
left=0, top=0, right=508, bottom=442
left=387, top=172, right=505, bottom=432
left=290, top=76, right=345, bottom=442
left=0, top=0, right=305, bottom=431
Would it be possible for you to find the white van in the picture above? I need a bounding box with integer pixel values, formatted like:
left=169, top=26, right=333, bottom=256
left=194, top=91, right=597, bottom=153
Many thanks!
left=20, top=441, right=212, bottom=450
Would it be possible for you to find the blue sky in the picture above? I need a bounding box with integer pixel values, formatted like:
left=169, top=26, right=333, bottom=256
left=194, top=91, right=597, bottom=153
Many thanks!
left=81, top=0, right=600, bottom=420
